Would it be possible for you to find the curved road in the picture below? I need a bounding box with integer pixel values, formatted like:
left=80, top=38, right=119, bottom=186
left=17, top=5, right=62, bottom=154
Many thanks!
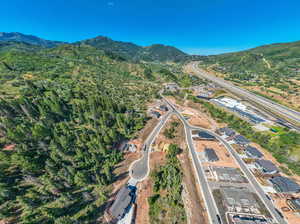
left=187, top=61, right=300, bottom=130
left=128, top=97, right=286, bottom=224
left=130, top=111, right=172, bottom=180
left=164, top=98, right=286, bottom=224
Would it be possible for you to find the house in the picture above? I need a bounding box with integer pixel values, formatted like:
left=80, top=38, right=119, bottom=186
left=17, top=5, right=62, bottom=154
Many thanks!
left=233, top=135, right=250, bottom=146
left=269, top=176, right=300, bottom=193
left=150, top=111, right=161, bottom=119
left=196, top=91, right=213, bottom=99
left=217, top=127, right=236, bottom=138
left=164, top=83, right=179, bottom=92
left=197, top=131, right=216, bottom=141
left=159, top=105, right=169, bottom=112
left=205, top=148, right=219, bottom=162
left=109, top=185, right=136, bottom=220
left=121, top=143, right=137, bottom=152
left=245, top=146, right=263, bottom=159
left=255, top=159, right=278, bottom=174
left=119, top=141, right=137, bottom=152
left=287, top=198, right=300, bottom=211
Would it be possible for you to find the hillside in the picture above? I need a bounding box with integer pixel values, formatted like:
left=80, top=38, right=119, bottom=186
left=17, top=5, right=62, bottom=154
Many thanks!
left=0, top=40, right=205, bottom=223
left=200, top=40, right=300, bottom=110
left=80, top=36, right=188, bottom=62
left=141, top=44, right=188, bottom=62
left=0, top=32, right=190, bottom=62
left=0, top=41, right=169, bottom=223
left=0, top=32, right=65, bottom=48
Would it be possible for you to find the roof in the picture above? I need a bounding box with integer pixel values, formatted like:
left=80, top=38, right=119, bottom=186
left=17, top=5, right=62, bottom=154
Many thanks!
left=151, top=111, right=161, bottom=118
left=289, top=198, right=300, bottom=209
left=204, top=148, right=219, bottom=161
left=234, top=135, right=250, bottom=144
left=270, top=176, right=300, bottom=193
left=159, top=105, right=168, bottom=111
left=165, top=83, right=179, bottom=90
left=245, top=146, right=263, bottom=158
left=198, top=131, right=215, bottom=140
left=110, top=186, right=133, bottom=218
left=218, top=127, right=235, bottom=136
left=165, top=83, right=178, bottom=87
left=234, top=108, right=265, bottom=124
left=255, top=159, right=278, bottom=173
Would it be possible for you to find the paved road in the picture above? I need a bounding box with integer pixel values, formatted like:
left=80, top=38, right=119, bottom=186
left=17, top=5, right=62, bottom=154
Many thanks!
left=129, top=111, right=172, bottom=180
left=187, top=61, right=300, bottom=130
left=128, top=96, right=286, bottom=224
left=163, top=98, right=221, bottom=224
left=163, top=98, right=287, bottom=224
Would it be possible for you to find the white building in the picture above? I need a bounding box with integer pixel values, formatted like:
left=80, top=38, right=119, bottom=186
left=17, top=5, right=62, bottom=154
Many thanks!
left=213, top=97, right=247, bottom=111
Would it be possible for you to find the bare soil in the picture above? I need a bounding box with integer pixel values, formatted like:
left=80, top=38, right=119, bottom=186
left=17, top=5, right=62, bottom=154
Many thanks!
left=195, top=140, right=239, bottom=168
left=136, top=115, right=209, bottom=224
left=135, top=151, right=166, bottom=224
left=178, top=146, right=209, bottom=224
left=166, top=96, right=219, bottom=130
left=272, top=196, right=300, bottom=224
left=139, top=118, right=159, bottom=143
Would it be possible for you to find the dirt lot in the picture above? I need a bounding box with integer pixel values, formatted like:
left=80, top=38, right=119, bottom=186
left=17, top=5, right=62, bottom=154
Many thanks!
left=178, top=147, right=209, bottom=224
left=136, top=115, right=209, bottom=224
left=135, top=151, right=166, bottom=224
left=166, top=97, right=219, bottom=130
left=175, top=117, right=209, bottom=224
left=194, top=140, right=239, bottom=168
left=152, top=115, right=186, bottom=151
left=272, top=197, right=300, bottom=224
left=139, top=118, right=159, bottom=143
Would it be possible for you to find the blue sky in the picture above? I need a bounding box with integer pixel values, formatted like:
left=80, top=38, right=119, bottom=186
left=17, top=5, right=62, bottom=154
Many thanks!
left=1, top=0, right=300, bottom=55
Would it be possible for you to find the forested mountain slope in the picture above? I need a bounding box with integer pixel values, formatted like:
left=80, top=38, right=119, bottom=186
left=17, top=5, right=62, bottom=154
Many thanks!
left=0, top=32, right=65, bottom=48
left=200, top=40, right=300, bottom=110
left=80, top=36, right=188, bottom=62
left=0, top=32, right=191, bottom=62
left=0, top=41, right=188, bottom=223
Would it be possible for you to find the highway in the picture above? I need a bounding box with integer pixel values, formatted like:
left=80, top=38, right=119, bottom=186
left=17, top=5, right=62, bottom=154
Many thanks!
left=186, top=61, right=300, bottom=130
left=163, top=98, right=287, bottom=224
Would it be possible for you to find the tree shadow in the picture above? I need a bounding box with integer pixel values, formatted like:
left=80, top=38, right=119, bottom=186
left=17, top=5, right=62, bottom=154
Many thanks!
left=112, top=171, right=129, bottom=183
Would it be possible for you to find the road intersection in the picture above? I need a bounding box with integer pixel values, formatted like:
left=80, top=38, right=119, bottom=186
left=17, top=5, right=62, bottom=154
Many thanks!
left=128, top=97, right=287, bottom=224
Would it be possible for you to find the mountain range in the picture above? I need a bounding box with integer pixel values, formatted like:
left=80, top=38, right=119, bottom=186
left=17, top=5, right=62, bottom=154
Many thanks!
left=0, top=32, right=65, bottom=48
left=0, top=32, right=188, bottom=62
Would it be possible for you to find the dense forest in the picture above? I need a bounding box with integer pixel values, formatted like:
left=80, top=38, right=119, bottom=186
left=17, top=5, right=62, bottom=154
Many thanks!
left=0, top=41, right=190, bottom=223
left=0, top=78, right=152, bottom=223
